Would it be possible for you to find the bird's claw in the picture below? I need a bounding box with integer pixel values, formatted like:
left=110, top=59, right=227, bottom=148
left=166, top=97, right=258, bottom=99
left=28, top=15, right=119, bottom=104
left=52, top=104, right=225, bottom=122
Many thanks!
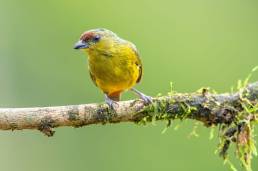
left=131, top=88, right=152, bottom=105
left=139, top=94, right=153, bottom=105
left=105, top=95, right=119, bottom=110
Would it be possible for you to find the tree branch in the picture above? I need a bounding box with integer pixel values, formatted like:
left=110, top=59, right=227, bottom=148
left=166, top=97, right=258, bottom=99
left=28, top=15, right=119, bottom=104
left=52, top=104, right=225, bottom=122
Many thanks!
left=0, top=82, right=257, bottom=136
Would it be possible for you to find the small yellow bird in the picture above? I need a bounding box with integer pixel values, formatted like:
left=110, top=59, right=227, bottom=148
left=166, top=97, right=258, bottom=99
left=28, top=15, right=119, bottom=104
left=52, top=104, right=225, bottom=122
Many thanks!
left=74, top=28, right=152, bottom=108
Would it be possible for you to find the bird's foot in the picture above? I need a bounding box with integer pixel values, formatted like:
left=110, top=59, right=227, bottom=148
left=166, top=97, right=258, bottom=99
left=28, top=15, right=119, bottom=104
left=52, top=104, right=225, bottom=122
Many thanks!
left=140, top=93, right=153, bottom=104
left=131, top=88, right=153, bottom=105
left=105, top=94, right=119, bottom=110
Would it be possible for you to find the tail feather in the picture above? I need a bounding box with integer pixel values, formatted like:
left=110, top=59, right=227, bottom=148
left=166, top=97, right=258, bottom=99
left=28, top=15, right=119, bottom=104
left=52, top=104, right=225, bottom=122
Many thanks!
left=108, top=91, right=121, bottom=101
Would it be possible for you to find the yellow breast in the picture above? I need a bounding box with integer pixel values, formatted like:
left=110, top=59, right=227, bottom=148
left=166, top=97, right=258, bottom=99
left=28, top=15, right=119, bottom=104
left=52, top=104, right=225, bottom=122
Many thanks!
left=85, top=42, right=141, bottom=95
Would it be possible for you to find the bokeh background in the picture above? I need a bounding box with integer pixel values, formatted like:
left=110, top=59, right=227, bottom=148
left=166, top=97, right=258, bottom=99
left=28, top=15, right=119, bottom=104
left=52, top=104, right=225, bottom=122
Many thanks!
left=0, top=0, right=258, bottom=171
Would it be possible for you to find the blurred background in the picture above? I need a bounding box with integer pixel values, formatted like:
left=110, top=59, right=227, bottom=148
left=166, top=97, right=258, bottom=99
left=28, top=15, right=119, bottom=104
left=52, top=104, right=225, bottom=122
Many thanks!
left=0, top=0, right=258, bottom=170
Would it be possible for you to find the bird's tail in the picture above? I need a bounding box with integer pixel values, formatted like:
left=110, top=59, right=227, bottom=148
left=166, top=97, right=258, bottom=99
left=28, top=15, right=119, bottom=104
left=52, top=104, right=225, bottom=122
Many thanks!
left=108, top=91, right=121, bottom=101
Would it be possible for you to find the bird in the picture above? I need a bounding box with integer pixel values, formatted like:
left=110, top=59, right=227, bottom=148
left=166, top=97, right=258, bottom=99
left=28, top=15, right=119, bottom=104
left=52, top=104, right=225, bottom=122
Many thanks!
left=74, top=28, right=152, bottom=109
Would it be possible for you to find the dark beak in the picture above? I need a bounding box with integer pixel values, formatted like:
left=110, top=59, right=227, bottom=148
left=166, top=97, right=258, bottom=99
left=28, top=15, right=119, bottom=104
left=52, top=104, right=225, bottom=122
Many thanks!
left=74, top=40, right=89, bottom=49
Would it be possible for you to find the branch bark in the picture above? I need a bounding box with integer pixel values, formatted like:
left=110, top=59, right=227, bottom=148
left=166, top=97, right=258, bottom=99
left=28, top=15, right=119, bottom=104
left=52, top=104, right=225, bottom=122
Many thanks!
left=0, top=82, right=257, bottom=136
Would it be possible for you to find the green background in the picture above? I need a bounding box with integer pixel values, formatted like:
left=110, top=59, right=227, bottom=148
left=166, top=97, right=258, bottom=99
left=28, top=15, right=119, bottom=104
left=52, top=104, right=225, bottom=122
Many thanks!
left=0, top=0, right=258, bottom=170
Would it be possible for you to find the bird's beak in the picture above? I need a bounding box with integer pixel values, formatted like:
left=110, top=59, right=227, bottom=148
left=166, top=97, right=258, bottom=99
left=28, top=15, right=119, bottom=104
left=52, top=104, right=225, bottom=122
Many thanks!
left=74, top=40, right=89, bottom=49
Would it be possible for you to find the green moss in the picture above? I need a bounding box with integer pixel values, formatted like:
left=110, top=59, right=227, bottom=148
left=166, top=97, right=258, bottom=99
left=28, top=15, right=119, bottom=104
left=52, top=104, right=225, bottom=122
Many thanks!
left=134, top=67, right=258, bottom=171
left=212, top=67, right=258, bottom=171
left=188, top=121, right=200, bottom=138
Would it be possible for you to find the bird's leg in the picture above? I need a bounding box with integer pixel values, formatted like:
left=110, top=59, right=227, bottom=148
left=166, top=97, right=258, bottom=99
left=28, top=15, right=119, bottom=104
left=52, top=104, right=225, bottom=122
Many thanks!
left=131, top=88, right=152, bottom=104
left=104, top=94, right=119, bottom=110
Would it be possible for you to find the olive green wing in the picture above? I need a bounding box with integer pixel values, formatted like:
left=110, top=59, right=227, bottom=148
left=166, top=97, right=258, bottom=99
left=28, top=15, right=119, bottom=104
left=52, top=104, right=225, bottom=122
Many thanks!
left=129, top=43, right=143, bottom=83
left=89, top=71, right=98, bottom=87
left=136, top=63, right=142, bottom=83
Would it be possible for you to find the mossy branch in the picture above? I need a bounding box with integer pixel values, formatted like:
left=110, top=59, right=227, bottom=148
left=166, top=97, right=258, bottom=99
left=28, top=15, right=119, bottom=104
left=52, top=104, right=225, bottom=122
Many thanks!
left=0, top=82, right=257, bottom=135
left=0, top=81, right=258, bottom=170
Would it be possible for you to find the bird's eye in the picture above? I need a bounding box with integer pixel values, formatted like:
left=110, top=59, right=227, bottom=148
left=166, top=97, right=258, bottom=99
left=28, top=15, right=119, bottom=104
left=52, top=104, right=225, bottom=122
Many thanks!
left=93, top=35, right=101, bottom=42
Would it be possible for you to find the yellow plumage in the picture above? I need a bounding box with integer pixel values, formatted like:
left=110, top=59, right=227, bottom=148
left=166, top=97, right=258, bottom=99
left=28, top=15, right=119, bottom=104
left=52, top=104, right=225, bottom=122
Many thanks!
left=87, top=41, right=141, bottom=99
left=74, top=28, right=151, bottom=108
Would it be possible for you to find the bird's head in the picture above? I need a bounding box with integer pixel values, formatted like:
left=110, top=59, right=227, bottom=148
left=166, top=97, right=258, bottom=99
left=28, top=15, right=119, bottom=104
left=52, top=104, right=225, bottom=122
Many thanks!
left=74, top=28, right=118, bottom=51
